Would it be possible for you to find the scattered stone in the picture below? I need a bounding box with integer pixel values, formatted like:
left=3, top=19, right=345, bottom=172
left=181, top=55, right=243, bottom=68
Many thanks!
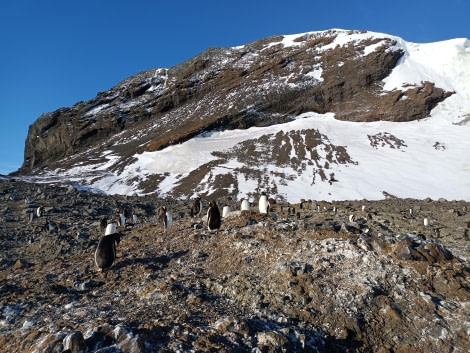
left=0, top=178, right=469, bottom=352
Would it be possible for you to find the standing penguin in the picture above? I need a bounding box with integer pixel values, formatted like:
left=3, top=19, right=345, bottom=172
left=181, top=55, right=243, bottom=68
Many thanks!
left=222, top=205, right=231, bottom=218
left=27, top=210, right=34, bottom=223
left=192, top=197, right=203, bottom=218
left=95, top=222, right=120, bottom=271
left=126, top=212, right=138, bottom=228
left=241, top=198, right=250, bottom=211
left=132, top=212, right=138, bottom=225
left=99, top=216, right=108, bottom=232
left=120, top=211, right=126, bottom=228
left=161, top=206, right=172, bottom=233
left=258, top=192, right=269, bottom=214
left=115, top=210, right=123, bottom=226
left=207, top=200, right=221, bottom=232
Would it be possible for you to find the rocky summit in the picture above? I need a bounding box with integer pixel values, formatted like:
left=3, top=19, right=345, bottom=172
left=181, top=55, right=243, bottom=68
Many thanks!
left=15, top=29, right=468, bottom=202
left=23, top=29, right=445, bottom=173
left=1, top=177, right=469, bottom=352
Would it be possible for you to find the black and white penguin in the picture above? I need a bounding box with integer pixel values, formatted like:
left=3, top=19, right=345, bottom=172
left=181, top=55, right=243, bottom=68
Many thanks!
left=124, top=207, right=131, bottom=219
left=94, top=222, right=120, bottom=271
left=161, top=206, right=172, bottom=233
left=99, top=216, right=108, bottom=232
left=125, top=212, right=138, bottom=228
left=207, top=200, right=221, bottom=232
left=119, top=211, right=125, bottom=228
left=27, top=210, right=34, bottom=223
left=192, top=197, right=203, bottom=218
left=37, top=206, right=44, bottom=218
left=115, top=210, right=122, bottom=226
left=222, top=205, right=231, bottom=218
left=258, top=192, right=270, bottom=214
left=241, top=198, right=250, bottom=211
left=132, top=212, right=138, bottom=225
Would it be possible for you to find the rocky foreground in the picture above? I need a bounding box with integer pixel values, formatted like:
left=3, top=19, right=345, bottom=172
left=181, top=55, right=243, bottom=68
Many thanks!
left=0, top=177, right=469, bottom=352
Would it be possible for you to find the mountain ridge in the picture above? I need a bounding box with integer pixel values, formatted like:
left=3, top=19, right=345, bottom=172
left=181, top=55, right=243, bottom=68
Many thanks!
left=17, top=29, right=470, bottom=202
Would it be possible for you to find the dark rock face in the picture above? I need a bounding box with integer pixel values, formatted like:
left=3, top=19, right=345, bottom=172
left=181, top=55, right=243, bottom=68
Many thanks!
left=20, top=30, right=451, bottom=174
left=1, top=178, right=469, bottom=352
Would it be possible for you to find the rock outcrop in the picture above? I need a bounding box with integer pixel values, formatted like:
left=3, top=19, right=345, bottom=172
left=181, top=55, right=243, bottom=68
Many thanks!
left=20, top=30, right=451, bottom=174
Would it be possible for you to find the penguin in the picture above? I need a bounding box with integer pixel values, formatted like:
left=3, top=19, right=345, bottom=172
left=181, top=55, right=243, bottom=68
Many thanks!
left=115, top=210, right=122, bottom=226
left=125, top=212, right=137, bottom=228
left=120, top=211, right=125, bottom=228
left=161, top=206, right=172, bottom=233
left=207, top=200, right=221, bottom=232
left=28, top=210, right=34, bottom=223
left=192, top=197, right=203, bottom=218
left=94, top=223, right=120, bottom=271
left=105, top=222, right=117, bottom=235
left=258, top=192, right=269, bottom=214
left=132, top=212, right=138, bottom=225
left=222, top=205, right=231, bottom=218
left=241, top=199, right=250, bottom=211
left=124, top=207, right=131, bottom=219
left=100, top=216, right=108, bottom=232
left=37, top=206, right=44, bottom=218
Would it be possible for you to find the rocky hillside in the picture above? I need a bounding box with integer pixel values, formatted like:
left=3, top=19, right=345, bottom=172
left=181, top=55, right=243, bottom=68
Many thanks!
left=20, top=30, right=451, bottom=179
left=1, top=177, right=469, bottom=352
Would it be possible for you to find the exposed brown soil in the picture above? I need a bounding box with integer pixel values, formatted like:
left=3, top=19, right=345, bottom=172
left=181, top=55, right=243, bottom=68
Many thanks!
left=0, top=178, right=469, bottom=352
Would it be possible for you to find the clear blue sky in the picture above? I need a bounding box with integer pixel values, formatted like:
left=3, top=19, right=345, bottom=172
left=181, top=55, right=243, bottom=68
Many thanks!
left=1, top=0, right=468, bottom=175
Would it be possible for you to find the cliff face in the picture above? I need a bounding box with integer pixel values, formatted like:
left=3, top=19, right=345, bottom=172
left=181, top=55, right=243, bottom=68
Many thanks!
left=21, top=29, right=451, bottom=173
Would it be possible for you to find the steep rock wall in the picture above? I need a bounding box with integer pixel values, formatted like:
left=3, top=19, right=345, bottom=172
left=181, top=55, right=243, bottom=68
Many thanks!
left=20, top=30, right=451, bottom=173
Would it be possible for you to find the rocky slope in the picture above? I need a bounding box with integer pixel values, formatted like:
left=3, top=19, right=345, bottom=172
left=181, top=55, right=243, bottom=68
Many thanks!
left=20, top=30, right=451, bottom=175
left=1, top=177, right=469, bottom=352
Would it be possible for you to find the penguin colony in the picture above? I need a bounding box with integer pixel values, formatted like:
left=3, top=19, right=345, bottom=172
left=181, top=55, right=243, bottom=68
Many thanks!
left=92, top=192, right=469, bottom=273
left=92, top=194, right=267, bottom=271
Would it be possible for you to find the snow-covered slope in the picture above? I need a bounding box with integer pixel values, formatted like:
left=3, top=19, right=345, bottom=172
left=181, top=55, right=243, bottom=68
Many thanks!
left=24, top=30, right=470, bottom=202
